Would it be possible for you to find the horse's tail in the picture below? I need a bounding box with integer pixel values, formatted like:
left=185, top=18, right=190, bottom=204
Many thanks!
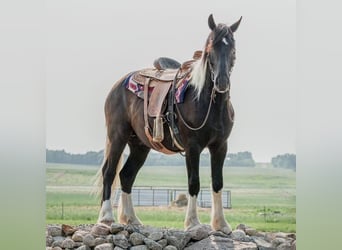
left=92, top=138, right=124, bottom=200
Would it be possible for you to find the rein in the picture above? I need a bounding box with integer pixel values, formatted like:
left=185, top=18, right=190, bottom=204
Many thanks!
left=175, top=87, right=216, bottom=131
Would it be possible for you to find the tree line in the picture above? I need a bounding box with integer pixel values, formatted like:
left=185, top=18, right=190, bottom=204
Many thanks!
left=46, top=149, right=295, bottom=170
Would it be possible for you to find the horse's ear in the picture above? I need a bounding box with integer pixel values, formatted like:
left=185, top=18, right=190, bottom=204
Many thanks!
left=230, top=16, right=242, bottom=32
left=208, top=14, right=216, bottom=30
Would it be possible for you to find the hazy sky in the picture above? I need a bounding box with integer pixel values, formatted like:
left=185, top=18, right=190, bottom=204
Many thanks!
left=46, top=0, right=295, bottom=162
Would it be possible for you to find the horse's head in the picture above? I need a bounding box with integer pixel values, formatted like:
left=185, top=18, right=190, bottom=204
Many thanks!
left=205, top=14, right=242, bottom=93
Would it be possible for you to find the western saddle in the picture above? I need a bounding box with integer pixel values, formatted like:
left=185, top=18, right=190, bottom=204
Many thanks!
left=135, top=51, right=202, bottom=154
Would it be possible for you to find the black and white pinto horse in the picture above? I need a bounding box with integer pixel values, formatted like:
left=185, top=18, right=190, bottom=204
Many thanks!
left=96, top=14, right=242, bottom=234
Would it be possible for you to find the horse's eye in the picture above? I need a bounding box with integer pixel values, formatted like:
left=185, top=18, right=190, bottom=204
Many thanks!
left=222, top=37, right=229, bottom=46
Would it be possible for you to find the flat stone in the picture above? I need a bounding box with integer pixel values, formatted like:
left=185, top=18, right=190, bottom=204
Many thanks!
left=113, top=234, right=129, bottom=249
left=271, top=237, right=286, bottom=247
left=163, top=246, right=178, bottom=250
left=91, top=223, right=111, bottom=236
left=114, top=247, right=124, bottom=250
left=148, top=231, right=164, bottom=241
left=94, top=243, right=114, bottom=250
left=130, top=232, right=146, bottom=246
left=111, top=223, right=125, bottom=234
left=184, top=236, right=257, bottom=250
left=130, top=246, right=148, bottom=250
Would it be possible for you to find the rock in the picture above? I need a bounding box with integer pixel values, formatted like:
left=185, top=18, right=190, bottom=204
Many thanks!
left=157, top=239, right=167, bottom=248
left=111, top=223, right=125, bottom=234
left=187, top=224, right=211, bottom=241
left=209, top=230, right=230, bottom=238
left=165, top=230, right=191, bottom=250
left=62, top=224, right=77, bottom=236
left=61, top=238, right=75, bottom=248
left=72, top=232, right=85, bottom=242
left=51, top=247, right=62, bottom=250
left=118, top=230, right=130, bottom=238
left=236, top=224, right=248, bottom=232
left=252, top=237, right=275, bottom=250
left=91, top=223, right=111, bottom=236
left=143, top=238, right=162, bottom=250
left=51, top=237, right=64, bottom=248
left=231, top=229, right=246, bottom=241
left=130, top=246, right=148, bottom=250
left=106, top=234, right=114, bottom=243
left=114, top=247, right=124, bottom=250
left=75, top=245, right=91, bottom=250
left=113, top=234, right=129, bottom=249
left=277, top=242, right=292, bottom=250
left=46, top=235, right=53, bottom=246
left=245, top=228, right=258, bottom=236
left=148, top=231, right=164, bottom=241
left=94, top=243, right=114, bottom=250
left=83, top=234, right=96, bottom=247
left=95, top=237, right=107, bottom=246
left=164, top=246, right=178, bottom=250
left=130, top=232, right=146, bottom=246
left=184, top=235, right=257, bottom=250
left=48, top=226, right=62, bottom=237
left=271, top=237, right=286, bottom=247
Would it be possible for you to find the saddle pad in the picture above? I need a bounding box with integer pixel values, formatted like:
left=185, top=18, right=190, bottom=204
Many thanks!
left=124, top=73, right=190, bottom=104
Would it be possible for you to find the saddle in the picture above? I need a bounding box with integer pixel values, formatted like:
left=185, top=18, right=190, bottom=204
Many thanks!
left=135, top=51, right=203, bottom=154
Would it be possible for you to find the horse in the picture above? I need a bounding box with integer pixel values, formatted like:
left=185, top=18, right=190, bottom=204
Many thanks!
left=96, top=14, right=242, bottom=234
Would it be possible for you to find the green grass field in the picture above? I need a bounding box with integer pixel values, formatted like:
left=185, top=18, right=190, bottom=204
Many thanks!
left=46, top=163, right=296, bottom=232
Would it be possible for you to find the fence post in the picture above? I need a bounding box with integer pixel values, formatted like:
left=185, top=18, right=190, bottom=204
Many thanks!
left=152, top=189, right=155, bottom=206
left=61, top=202, right=64, bottom=220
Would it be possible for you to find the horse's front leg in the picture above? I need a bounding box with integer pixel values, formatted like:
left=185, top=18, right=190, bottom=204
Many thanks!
left=209, top=142, right=232, bottom=234
left=184, top=145, right=201, bottom=230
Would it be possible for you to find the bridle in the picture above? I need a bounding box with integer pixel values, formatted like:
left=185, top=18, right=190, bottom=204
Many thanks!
left=174, top=55, right=231, bottom=131
left=207, top=59, right=231, bottom=94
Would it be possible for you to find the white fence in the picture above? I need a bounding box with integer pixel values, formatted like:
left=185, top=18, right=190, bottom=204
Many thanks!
left=113, top=187, right=231, bottom=208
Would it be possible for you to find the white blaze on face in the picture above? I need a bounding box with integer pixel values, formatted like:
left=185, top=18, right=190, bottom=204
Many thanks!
left=222, top=37, right=229, bottom=45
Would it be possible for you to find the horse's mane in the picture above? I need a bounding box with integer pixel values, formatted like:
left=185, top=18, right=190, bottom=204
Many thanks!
left=189, top=54, right=208, bottom=100
left=189, top=23, right=232, bottom=99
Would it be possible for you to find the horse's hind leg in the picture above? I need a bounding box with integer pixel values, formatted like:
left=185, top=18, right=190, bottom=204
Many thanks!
left=98, top=136, right=127, bottom=224
left=118, top=136, right=150, bottom=225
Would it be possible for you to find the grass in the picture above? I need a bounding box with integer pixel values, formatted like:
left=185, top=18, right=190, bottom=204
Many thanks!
left=46, top=163, right=296, bottom=232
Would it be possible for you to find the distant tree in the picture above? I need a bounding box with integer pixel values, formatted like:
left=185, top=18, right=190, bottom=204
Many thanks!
left=271, top=153, right=296, bottom=171
left=46, top=149, right=104, bottom=165
left=225, top=151, right=256, bottom=167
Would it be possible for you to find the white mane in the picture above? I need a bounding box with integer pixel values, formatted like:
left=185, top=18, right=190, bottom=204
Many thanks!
left=189, top=57, right=208, bottom=99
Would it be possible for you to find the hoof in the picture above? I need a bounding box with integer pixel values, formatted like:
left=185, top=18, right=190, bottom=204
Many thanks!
left=97, top=218, right=114, bottom=226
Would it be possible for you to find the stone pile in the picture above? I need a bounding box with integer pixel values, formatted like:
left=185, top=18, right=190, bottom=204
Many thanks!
left=46, top=223, right=296, bottom=250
